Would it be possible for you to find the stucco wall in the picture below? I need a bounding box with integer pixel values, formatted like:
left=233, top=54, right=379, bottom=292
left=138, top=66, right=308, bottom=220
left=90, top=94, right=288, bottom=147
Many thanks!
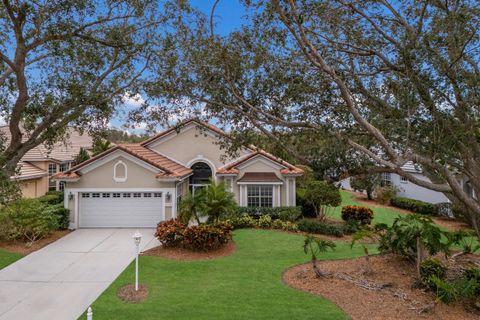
left=393, top=173, right=450, bottom=204
left=19, top=178, right=46, bottom=198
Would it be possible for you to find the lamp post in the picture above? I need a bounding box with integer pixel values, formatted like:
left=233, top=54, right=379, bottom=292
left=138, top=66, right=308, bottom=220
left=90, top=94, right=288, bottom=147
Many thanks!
left=132, top=230, right=142, bottom=291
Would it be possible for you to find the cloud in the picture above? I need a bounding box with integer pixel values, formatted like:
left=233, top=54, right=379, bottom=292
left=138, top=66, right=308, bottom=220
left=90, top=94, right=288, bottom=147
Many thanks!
left=121, top=92, right=146, bottom=108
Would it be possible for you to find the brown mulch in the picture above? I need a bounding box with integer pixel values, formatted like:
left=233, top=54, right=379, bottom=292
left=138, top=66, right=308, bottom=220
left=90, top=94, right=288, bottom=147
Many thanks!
left=283, top=254, right=479, bottom=320
left=117, top=284, right=149, bottom=303
left=0, top=230, right=71, bottom=255
left=141, top=240, right=236, bottom=261
left=348, top=191, right=473, bottom=232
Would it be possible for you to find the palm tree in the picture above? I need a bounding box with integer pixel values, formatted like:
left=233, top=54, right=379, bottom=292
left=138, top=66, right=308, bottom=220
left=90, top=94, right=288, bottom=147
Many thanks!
left=92, top=138, right=112, bottom=156
left=178, top=192, right=204, bottom=225
left=303, top=235, right=336, bottom=277
left=198, top=179, right=237, bottom=223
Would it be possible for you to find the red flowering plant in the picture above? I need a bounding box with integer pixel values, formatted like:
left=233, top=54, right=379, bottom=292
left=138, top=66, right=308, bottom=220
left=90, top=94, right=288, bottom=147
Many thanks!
left=154, top=219, right=186, bottom=247
left=341, top=205, right=374, bottom=225
left=182, top=222, right=233, bottom=251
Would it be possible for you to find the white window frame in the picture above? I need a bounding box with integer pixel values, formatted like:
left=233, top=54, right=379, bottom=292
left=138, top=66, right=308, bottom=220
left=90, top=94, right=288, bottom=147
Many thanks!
left=113, top=160, right=128, bottom=182
left=246, top=185, right=274, bottom=208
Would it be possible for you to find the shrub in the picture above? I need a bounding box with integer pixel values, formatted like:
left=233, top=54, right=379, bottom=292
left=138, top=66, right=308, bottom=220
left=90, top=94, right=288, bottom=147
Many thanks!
left=271, top=219, right=298, bottom=232
left=390, top=197, right=436, bottom=215
left=350, top=174, right=379, bottom=200
left=303, top=181, right=341, bottom=221
left=296, top=188, right=316, bottom=218
left=227, top=215, right=256, bottom=229
left=0, top=199, right=59, bottom=244
left=420, top=258, right=447, bottom=289
left=38, top=192, right=64, bottom=205
left=375, top=185, right=397, bottom=204
left=464, top=267, right=480, bottom=296
left=43, top=203, right=70, bottom=229
left=236, top=206, right=301, bottom=221
left=297, top=219, right=344, bottom=237
left=182, top=222, right=233, bottom=251
left=430, top=275, right=479, bottom=304
left=154, top=219, right=186, bottom=247
left=342, top=219, right=361, bottom=235
left=257, top=215, right=272, bottom=228
left=341, top=205, right=373, bottom=225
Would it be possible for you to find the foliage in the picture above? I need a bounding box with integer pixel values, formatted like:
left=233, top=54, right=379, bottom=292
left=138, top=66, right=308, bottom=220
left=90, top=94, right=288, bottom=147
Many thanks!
left=296, top=188, right=317, bottom=218
left=270, top=219, right=298, bottom=232
left=464, top=267, right=480, bottom=296
left=449, top=230, right=480, bottom=254
left=295, top=165, right=315, bottom=188
left=377, top=214, right=451, bottom=275
left=73, top=148, right=90, bottom=166
left=390, top=197, right=437, bottom=216
left=303, top=235, right=336, bottom=277
left=43, top=203, right=70, bottom=229
left=198, top=179, right=237, bottom=223
left=257, top=215, right=272, bottom=228
left=38, top=192, right=64, bottom=205
left=350, top=174, right=379, bottom=200
left=297, top=219, right=344, bottom=237
left=375, top=186, right=398, bottom=205
left=430, top=276, right=479, bottom=304
left=303, top=181, right=341, bottom=221
left=236, top=206, right=302, bottom=221
left=154, top=219, right=186, bottom=247
left=92, top=139, right=113, bottom=156
left=182, top=222, right=233, bottom=251
left=420, top=259, right=447, bottom=289
left=0, top=199, right=59, bottom=245
left=178, top=192, right=204, bottom=225
left=224, top=214, right=298, bottom=232
left=341, top=205, right=373, bottom=225
left=225, top=215, right=257, bottom=229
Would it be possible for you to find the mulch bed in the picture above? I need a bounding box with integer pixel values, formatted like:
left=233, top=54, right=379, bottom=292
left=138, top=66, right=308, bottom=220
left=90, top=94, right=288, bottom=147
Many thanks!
left=0, top=230, right=71, bottom=255
left=283, top=253, right=480, bottom=320
left=142, top=240, right=236, bottom=261
left=117, top=284, right=149, bottom=303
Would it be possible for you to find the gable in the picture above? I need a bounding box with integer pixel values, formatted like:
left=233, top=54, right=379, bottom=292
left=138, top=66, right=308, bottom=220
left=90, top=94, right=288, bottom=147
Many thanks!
left=237, top=155, right=285, bottom=180
left=149, top=123, right=250, bottom=169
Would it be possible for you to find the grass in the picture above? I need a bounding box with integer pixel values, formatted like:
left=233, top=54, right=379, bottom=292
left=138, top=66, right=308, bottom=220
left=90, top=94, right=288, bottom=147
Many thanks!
left=329, top=191, right=405, bottom=225
left=87, top=229, right=376, bottom=320
left=0, top=248, right=23, bottom=270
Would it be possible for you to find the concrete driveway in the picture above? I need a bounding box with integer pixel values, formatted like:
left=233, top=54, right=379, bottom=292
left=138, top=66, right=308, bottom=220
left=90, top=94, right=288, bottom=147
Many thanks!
left=0, top=229, right=158, bottom=320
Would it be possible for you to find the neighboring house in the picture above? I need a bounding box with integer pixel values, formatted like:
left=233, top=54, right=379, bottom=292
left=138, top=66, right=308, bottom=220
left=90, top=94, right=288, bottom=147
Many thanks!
left=0, top=126, right=93, bottom=198
left=54, top=119, right=303, bottom=229
left=340, top=161, right=450, bottom=204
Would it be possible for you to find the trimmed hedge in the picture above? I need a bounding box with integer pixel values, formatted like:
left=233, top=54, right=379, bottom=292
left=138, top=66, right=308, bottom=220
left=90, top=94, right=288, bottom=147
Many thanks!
left=297, top=219, right=344, bottom=237
left=236, top=206, right=302, bottom=221
left=390, top=196, right=436, bottom=215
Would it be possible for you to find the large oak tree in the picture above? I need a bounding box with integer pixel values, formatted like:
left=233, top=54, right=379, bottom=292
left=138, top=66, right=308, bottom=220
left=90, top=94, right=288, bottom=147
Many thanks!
left=140, top=0, right=480, bottom=236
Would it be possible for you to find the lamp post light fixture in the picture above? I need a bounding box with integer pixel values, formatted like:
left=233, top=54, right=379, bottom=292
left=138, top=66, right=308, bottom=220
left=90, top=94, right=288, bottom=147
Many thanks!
left=132, top=230, right=142, bottom=291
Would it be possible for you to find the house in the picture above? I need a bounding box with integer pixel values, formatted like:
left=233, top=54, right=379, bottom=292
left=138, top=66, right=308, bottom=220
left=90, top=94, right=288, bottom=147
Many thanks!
left=0, top=126, right=93, bottom=198
left=340, top=161, right=450, bottom=204
left=53, top=119, right=303, bottom=229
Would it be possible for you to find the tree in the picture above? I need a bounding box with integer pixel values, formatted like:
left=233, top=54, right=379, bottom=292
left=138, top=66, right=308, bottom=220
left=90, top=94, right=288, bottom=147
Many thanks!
left=0, top=0, right=164, bottom=190
left=303, top=235, right=336, bottom=277
left=92, top=138, right=112, bottom=156
left=303, top=181, right=341, bottom=221
left=72, top=148, right=90, bottom=166
left=350, top=174, right=380, bottom=200
left=178, top=191, right=204, bottom=225
left=141, top=1, right=480, bottom=238
left=198, top=179, right=237, bottom=223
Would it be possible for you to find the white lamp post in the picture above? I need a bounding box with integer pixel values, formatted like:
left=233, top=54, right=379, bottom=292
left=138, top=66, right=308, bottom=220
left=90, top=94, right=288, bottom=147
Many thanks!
left=132, top=230, right=142, bottom=291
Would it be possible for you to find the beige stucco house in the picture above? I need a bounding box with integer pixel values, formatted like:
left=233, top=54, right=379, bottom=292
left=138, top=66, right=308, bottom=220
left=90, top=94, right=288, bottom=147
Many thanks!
left=54, top=119, right=303, bottom=229
left=0, top=126, right=93, bottom=198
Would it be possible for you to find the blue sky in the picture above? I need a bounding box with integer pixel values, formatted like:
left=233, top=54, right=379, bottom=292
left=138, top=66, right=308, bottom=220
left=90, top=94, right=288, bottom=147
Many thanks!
left=110, top=1, right=247, bottom=133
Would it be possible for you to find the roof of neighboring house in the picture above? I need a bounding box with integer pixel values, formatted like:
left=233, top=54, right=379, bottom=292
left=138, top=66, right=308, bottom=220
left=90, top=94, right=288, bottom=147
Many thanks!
left=0, top=126, right=93, bottom=162
left=401, top=161, right=422, bottom=173
left=217, top=148, right=303, bottom=176
left=237, top=172, right=283, bottom=183
left=54, top=143, right=192, bottom=180
left=11, top=162, right=48, bottom=181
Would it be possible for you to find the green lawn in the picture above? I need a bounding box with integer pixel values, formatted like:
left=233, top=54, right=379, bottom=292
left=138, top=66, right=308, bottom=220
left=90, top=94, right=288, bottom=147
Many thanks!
left=0, top=248, right=22, bottom=270
left=87, top=229, right=375, bottom=320
left=329, top=191, right=405, bottom=225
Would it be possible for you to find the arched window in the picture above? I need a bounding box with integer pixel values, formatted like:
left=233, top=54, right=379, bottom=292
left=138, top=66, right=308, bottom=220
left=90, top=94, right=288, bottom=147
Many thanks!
left=189, top=162, right=212, bottom=193
left=113, top=160, right=127, bottom=182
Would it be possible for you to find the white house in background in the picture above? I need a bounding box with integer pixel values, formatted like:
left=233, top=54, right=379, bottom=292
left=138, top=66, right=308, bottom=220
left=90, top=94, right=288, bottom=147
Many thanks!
left=53, top=119, right=303, bottom=229
left=340, top=161, right=450, bottom=204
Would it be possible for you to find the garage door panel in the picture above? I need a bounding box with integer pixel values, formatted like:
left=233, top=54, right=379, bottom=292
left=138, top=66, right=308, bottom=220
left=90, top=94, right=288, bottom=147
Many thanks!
left=79, top=192, right=164, bottom=228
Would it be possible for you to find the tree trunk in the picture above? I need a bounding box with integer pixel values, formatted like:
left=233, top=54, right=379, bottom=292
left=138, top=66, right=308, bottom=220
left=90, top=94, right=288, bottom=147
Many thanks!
left=416, top=236, right=425, bottom=277
left=312, top=256, right=324, bottom=278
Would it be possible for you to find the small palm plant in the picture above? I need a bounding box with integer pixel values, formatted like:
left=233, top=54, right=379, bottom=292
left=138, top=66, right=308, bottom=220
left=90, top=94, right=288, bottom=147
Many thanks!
left=303, top=235, right=336, bottom=277
left=178, top=192, right=204, bottom=225
left=198, top=179, right=237, bottom=223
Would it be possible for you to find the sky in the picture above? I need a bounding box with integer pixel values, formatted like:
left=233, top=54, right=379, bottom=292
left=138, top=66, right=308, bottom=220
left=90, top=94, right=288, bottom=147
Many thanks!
left=110, top=0, right=247, bottom=134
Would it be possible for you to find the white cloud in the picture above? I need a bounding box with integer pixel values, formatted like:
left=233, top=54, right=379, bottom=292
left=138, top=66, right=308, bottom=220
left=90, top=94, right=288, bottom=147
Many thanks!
left=121, top=92, right=146, bottom=108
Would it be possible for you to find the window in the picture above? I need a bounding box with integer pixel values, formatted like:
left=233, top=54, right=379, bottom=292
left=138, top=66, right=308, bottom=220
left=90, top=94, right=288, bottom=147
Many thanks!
left=143, top=193, right=152, bottom=198
left=133, top=192, right=141, bottom=198
left=113, top=160, right=127, bottom=182
left=247, top=185, right=273, bottom=207
left=154, top=193, right=162, bottom=198
left=48, top=163, right=57, bottom=176
left=48, top=179, right=57, bottom=191
left=113, top=193, right=121, bottom=198
left=381, top=173, right=392, bottom=186
left=59, top=181, right=65, bottom=191
left=189, top=162, right=212, bottom=193
left=59, top=162, right=70, bottom=172
left=92, top=193, right=100, bottom=198
left=123, top=193, right=131, bottom=198
left=102, top=193, right=110, bottom=198
left=82, top=193, right=90, bottom=198
left=400, top=176, right=408, bottom=183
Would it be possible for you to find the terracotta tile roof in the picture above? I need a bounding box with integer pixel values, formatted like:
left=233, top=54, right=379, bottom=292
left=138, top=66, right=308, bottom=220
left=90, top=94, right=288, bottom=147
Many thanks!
left=11, top=162, right=48, bottom=181
left=217, top=148, right=303, bottom=176
left=54, top=144, right=192, bottom=180
left=237, top=172, right=283, bottom=183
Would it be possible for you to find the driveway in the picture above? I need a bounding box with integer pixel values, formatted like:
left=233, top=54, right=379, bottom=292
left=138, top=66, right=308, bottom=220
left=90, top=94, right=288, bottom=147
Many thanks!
left=0, top=229, right=158, bottom=320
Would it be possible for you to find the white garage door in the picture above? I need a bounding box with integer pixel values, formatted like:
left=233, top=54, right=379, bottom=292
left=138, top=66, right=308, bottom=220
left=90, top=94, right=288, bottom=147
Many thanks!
left=79, top=191, right=164, bottom=228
